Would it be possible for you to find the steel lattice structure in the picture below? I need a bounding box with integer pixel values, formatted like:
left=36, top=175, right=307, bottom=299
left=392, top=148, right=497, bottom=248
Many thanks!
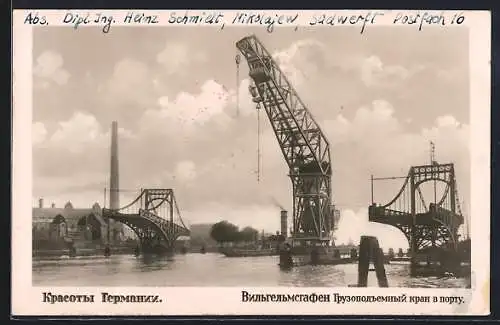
left=369, top=163, right=464, bottom=255
left=236, top=35, right=336, bottom=241
left=102, top=189, right=190, bottom=253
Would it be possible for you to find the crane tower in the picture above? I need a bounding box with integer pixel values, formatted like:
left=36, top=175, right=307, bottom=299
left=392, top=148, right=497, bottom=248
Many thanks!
left=236, top=35, right=338, bottom=245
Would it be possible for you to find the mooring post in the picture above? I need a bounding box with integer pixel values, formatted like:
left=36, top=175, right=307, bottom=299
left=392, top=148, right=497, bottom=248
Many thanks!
left=279, top=243, right=293, bottom=268
left=357, top=236, right=389, bottom=287
left=357, top=236, right=371, bottom=287
left=374, top=247, right=389, bottom=287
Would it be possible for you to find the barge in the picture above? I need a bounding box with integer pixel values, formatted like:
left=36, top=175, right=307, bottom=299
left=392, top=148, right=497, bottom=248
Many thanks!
left=221, top=247, right=279, bottom=257
left=278, top=239, right=358, bottom=267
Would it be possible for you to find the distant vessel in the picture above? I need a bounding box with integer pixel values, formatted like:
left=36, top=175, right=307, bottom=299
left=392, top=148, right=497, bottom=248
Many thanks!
left=276, top=209, right=358, bottom=267
left=279, top=240, right=358, bottom=267
left=221, top=247, right=279, bottom=258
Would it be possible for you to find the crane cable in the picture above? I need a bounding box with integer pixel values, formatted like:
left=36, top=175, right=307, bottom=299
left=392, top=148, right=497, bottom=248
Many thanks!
left=235, top=54, right=241, bottom=118
left=257, top=105, right=261, bottom=182
left=235, top=52, right=263, bottom=183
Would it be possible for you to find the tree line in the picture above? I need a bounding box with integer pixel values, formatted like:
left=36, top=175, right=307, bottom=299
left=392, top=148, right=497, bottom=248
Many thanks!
left=209, top=221, right=261, bottom=244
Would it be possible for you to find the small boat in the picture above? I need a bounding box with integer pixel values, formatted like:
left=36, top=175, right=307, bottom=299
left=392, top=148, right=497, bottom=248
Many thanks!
left=221, top=247, right=279, bottom=257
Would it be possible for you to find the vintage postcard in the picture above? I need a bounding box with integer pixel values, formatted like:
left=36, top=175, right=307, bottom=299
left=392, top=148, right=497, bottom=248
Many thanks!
left=12, top=9, right=490, bottom=316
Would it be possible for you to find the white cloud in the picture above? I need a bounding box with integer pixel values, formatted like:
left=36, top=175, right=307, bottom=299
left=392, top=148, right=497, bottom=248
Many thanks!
left=325, top=100, right=402, bottom=147
left=325, top=100, right=468, bottom=169
left=156, top=41, right=207, bottom=75
left=175, top=160, right=197, bottom=182
left=141, top=79, right=232, bottom=134
left=44, top=111, right=136, bottom=154
left=271, top=39, right=325, bottom=86
left=103, top=58, right=153, bottom=104
left=49, top=112, right=105, bottom=153
left=33, top=51, right=70, bottom=86
left=267, top=40, right=425, bottom=90
left=32, top=122, right=47, bottom=145
left=360, top=55, right=412, bottom=87
left=436, top=115, right=461, bottom=128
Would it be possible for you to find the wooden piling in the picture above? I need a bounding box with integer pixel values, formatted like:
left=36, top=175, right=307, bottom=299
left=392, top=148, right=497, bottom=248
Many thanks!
left=374, top=247, right=389, bottom=287
left=69, top=245, right=76, bottom=258
left=104, top=245, right=111, bottom=257
left=357, top=236, right=389, bottom=287
left=279, top=243, right=293, bottom=268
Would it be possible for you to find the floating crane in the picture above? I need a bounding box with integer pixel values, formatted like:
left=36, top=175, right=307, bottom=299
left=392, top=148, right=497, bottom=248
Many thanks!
left=236, top=35, right=339, bottom=247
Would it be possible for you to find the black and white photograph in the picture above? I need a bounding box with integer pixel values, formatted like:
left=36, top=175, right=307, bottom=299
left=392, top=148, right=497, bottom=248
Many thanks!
left=12, top=9, right=490, bottom=316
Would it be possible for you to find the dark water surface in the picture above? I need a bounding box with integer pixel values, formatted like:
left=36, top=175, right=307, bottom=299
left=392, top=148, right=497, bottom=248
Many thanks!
left=33, top=253, right=469, bottom=288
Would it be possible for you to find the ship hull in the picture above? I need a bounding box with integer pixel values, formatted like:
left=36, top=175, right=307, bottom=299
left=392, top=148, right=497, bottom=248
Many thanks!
left=221, top=248, right=279, bottom=257
left=279, top=244, right=357, bottom=267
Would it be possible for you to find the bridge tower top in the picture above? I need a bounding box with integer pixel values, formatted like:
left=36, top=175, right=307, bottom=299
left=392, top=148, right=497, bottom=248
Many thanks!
left=430, top=141, right=437, bottom=165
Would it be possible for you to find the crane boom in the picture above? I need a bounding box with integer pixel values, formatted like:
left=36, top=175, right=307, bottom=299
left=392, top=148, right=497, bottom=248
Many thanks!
left=236, top=35, right=337, bottom=241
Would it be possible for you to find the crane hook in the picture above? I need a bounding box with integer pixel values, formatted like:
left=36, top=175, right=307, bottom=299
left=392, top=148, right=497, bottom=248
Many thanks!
left=235, top=54, right=241, bottom=65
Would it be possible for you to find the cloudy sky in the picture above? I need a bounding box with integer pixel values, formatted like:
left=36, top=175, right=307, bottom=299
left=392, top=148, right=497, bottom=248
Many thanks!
left=32, top=26, right=470, bottom=249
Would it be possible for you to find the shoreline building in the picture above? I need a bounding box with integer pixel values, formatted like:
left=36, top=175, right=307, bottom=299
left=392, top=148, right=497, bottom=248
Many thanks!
left=32, top=199, right=122, bottom=250
left=32, top=121, right=127, bottom=250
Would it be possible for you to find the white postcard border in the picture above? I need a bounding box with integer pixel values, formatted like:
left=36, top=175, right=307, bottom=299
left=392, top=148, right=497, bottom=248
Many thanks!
left=12, top=9, right=491, bottom=316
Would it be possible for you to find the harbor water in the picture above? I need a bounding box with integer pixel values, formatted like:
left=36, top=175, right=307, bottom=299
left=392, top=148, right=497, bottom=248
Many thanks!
left=33, top=253, right=469, bottom=288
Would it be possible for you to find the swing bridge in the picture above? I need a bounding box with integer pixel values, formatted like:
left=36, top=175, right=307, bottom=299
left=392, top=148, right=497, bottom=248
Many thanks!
left=102, top=189, right=190, bottom=254
left=369, top=160, right=467, bottom=264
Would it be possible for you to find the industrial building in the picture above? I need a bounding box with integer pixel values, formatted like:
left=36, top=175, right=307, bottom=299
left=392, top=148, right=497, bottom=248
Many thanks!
left=32, top=198, right=123, bottom=250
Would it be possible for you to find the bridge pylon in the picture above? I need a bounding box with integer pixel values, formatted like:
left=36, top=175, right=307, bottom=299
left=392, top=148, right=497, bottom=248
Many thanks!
left=369, top=163, right=465, bottom=274
left=102, top=189, right=190, bottom=255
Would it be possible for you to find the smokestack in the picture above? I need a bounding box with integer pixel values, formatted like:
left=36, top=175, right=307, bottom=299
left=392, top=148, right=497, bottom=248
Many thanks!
left=38, top=198, right=44, bottom=208
left=110, top=121, right=120, bottom=210
left=280, top=210, right=288, bottom=238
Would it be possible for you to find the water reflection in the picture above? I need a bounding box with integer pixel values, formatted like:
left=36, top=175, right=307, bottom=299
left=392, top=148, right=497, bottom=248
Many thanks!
left=33, top=253, right=469, bottom=288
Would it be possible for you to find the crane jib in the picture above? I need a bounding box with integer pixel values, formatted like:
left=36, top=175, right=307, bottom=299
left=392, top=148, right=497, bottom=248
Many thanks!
left=236, top=36, right=331, bottom=176
left=236, top=35, right=337, bottom=241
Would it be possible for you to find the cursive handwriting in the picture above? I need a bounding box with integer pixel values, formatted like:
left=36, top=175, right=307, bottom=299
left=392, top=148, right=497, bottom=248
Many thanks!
left=168, top=11, right=225, bottom=28
left=62, top=12, right=115, bottom=33
left=28, top=11, right=467, bottom=35
left=232, top=12, right=299, bottom=33
left=309, top=11, right=384, bottom=34
left=123, top=11, right=159, bottom=24
left=393, top=12, right=465, bottom=31
left=24, top=12, right=48, bottom=25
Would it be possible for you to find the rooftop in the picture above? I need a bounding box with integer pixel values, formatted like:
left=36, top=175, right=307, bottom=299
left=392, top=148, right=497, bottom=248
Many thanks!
left=33, top=201, right=103, bottom=224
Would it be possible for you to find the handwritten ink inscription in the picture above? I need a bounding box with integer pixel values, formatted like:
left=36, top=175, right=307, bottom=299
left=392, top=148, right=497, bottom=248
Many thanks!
left=62, top=12, right=115, bottom=33
left=231, top=12, right=299, bottom=33
left=123, top=12, right=159, bottom=24
left=393, top=12, right=465, bottom=30
left=309, top=12, right=384, bottom=34
left=24, top=10, right=467, bottom=34
left=168, top=11, right=224, bottom=25
left=24, top=12, right=48, bottom=25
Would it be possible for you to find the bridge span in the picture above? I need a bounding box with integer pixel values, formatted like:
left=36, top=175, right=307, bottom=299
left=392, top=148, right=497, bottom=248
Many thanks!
left=369, top=162, right=466, bottom=274
left=102, top=189, right=190, bottom=255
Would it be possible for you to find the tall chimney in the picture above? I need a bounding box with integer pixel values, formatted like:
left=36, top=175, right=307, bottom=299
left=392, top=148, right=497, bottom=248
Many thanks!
left=280, top=210, right=288, bottom=238
left=110, top=121, right=120, bottom=210
left=38, top=198, right=44, bottom=208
